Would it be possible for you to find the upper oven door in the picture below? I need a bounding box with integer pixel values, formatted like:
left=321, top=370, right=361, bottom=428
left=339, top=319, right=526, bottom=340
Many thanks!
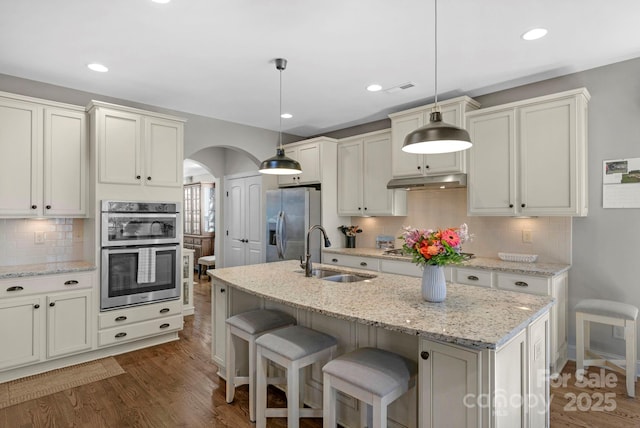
left=102, top=212, right=181, bottom=246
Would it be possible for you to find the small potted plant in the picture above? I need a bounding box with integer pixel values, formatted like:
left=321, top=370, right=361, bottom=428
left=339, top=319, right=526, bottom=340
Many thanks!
left=338, top=225, right=362, bottom=248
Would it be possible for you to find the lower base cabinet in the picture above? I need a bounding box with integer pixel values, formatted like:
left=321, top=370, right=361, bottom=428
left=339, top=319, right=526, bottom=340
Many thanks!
left=420, top=312, right=549, bottom=428
left=211, top=282, right=227, bottom=373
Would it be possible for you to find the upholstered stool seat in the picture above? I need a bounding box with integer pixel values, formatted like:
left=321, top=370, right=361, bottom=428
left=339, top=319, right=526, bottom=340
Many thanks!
left=197, top=255, right=216, bottom=279
left=225, top=309, right=296, bottom=422
left=576, top=299, right=638, bottom=397
left=322, top=347, right=417, bottom=428
left=256, top=325, right=338, bottom=428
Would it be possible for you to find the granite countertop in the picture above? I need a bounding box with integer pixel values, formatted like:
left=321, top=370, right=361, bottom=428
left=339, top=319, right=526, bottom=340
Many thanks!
left=0, top=261, right=96, bottom=280
left=210, top=260, right=554, bottom=350
left=323, top=247, right=570, bottom=276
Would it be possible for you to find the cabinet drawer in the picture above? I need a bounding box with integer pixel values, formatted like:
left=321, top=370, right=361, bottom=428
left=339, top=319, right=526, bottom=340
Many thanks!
left=0, top=271, right=94, bottom=298
left=454, top=268, right=493, bottom=287
left=322, top=254, right=379, bottom=271
left=98, top=314, right=183, bottom=347
left=98, top=299, right=182, bottom=329
left=496, top=273, right=549, bottom=296
left=184, top=237, right=194, bottom=244
left=379, top=260, right=422, bottom=278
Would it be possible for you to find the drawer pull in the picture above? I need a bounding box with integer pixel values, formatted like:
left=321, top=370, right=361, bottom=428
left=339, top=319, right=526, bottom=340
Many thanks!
left=332, top=258, right=338, bottom=263
left=420, top=351, right=430, bottom=360
left=159, top=323, right=170, bottom=329
left=360, top=262, right=367, bottom=267
left=115, top=332, right=127, bottom=338
left=6, top=286, right=24, bottom=292
left=115, top=316, right=127, bottom=322
left=515, top=281, right=529, bottom=287
left=64, top=280, right=79, bottom=285
left=159, top=308, right=170, bottom=314
left=467, top=275, right=479, bottom=281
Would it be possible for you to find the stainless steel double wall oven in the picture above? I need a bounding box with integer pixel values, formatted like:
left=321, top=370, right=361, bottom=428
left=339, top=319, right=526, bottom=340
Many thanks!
left=100, top=200, right=181, bottom=310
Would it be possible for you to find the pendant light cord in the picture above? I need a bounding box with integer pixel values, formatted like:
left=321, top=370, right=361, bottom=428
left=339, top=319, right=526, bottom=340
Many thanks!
left=434, top=0, right=438, bottom=107
left=279, top=66, right=283, bottom=149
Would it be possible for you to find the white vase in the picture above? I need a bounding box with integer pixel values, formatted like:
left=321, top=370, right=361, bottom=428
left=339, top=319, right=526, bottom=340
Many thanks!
left=421, top=265, right=446, bottom=302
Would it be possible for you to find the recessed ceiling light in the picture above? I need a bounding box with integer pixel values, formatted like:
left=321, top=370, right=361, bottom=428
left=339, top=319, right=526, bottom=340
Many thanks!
left=281, top=113, right=293, bottom=119
left=87, top=63, right=108, bottom=72
left=367, top=84, right=383, bottom=92
left=151, top=0, right=171, bottom=3
left=521, top=28, right=548, bottom=41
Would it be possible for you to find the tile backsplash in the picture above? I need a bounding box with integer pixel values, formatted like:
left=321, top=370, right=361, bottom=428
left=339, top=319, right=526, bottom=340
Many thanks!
left=0, top=218, right=85, bottom=266
left=349, top=188, right=571, bottom=264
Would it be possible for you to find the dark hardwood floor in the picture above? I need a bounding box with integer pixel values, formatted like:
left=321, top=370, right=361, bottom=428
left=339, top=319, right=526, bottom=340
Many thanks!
left=1, top=273, right=639, bottom=427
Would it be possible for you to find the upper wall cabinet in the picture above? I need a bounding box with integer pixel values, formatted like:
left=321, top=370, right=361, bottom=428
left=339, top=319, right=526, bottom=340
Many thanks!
left=467, top=88, right=590, bottom=217
left=88, top=101, right=185, bottom=188
left=0, top=92, right=87, bottom=218
left=277, top=137, right=336, bottom=187
left=389, top=96, right=480, bottom=178
left=337, top=130, right=407, bottom=216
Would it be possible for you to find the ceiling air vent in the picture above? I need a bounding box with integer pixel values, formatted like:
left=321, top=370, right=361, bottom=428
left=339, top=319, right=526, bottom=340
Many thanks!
left=385, top=82, right=416, bottom=93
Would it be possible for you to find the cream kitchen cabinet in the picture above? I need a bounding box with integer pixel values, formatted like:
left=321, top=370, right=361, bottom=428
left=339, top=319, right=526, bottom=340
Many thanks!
left=337, top=130, right=407, bottom=216
left=322, top=253, right=380, bottom=271
left=389, top=96, right=480, bottom=179
left=211, top=281, right=227, bottom=375
left=89, top=101, right=185, bottom=188
left=224, top=174, right=265, bottom=267
left=277, top=138, right=324, bottom=186
left=467, top=88, right=590, bottom=216
left=0, top=92, right=87, bottom=217
left=0, top=272, right=94, bottom=371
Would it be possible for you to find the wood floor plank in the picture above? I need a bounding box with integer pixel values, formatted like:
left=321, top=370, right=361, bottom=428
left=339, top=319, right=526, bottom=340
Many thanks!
left=1, top=273, right=639, bottom=427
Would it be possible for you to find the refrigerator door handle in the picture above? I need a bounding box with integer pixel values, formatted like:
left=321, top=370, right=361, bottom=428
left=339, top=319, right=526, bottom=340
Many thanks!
left=275, top=211, right=285, bottom=259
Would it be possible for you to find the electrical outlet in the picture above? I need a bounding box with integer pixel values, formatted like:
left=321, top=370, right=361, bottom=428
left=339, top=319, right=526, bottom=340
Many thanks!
left=35, top=231, right=45, bottom=244
left=522, top=229, right=533, bottom=243
left=613, top=326, right=625, bottom=339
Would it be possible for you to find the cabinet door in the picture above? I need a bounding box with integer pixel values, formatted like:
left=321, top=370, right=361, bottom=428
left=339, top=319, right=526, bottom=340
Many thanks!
left=47, top=289, right=92, bottom=358
left=337, top=140, right=363, bottom=216
left=98, top=109, right=142, bottom=185
left=363, top=133, right=395, bottom=215
left=391, top=111, right=423, bottom=178
left=420, top=339, right=480, bottom=428
left=43, top=107, right=87, bottom=216
left=0, top=98, right=41, bottom=216
left=0, top=296, right=43, bottom=370
left=519, top=97, right=577, bottom=215
left=467, top=109, right=516, bottom=215
left=297, top=143, right=321, bottom=184
left=212, top=282, right=228, bottom=371
left=423, top=107, right=467, bottom=175
left=144, top=117, right=183, bottom=187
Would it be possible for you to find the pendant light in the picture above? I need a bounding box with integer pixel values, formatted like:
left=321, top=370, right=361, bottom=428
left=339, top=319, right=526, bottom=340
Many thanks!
left=402, top=0, right=472, bottom=154
left=259, top=58, right=302, bottom=175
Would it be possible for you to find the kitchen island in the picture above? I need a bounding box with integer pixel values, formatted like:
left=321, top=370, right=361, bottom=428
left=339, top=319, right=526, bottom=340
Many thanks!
left=210, top=260, right=554, bottom=428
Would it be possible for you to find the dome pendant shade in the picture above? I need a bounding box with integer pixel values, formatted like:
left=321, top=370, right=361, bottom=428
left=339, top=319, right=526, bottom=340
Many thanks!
left=401, top=111, right=472, bottom=154
left=259, top=148, right=302, bottom=175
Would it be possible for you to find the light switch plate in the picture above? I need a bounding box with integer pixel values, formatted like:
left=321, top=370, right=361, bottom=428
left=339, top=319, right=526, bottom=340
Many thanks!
left=35, top=231, right=45, bottom=244
left=522, top=229, right=533, bottom=243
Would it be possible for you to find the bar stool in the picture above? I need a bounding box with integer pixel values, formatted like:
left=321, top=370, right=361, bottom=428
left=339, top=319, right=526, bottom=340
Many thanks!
left=255, top=325, right=338, bottom=428
left=197, top=255, right=216, bottom=279
left=322, top=347, right=418, bottom=428
left=576, top=299, right=638, bottom=397
left=226, top=309, right=297, bottom=421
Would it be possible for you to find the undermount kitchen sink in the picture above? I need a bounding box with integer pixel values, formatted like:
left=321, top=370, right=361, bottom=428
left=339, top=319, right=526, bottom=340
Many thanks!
left=310, top=268, right=375, bottom=283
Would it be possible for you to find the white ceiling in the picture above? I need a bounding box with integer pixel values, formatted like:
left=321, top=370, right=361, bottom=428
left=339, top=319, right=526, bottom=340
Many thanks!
left=2, top=1, right=640, bottom=137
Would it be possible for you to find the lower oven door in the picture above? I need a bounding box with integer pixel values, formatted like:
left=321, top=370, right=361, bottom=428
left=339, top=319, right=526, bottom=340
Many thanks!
left=101, top=244, right=181, bottom=310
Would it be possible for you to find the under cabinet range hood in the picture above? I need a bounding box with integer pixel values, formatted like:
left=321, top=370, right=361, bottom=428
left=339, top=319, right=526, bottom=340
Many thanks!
left=386, top=173, right=467, bottom=190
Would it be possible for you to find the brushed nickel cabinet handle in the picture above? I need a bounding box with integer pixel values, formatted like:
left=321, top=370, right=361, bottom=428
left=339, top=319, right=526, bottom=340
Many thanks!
left=115, top=316, right=127, bottom=322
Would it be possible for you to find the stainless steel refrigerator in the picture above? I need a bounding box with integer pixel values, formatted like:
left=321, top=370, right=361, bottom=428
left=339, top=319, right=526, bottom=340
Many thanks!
left=266, top=188, right=321, bottom=263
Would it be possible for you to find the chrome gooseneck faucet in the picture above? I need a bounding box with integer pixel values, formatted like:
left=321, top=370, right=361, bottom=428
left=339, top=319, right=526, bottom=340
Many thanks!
left=301, top=225, right=331, bottom=277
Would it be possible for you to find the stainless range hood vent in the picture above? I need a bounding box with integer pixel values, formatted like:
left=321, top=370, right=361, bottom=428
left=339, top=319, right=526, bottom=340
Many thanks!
left=386, top=173, right=467, bottom=190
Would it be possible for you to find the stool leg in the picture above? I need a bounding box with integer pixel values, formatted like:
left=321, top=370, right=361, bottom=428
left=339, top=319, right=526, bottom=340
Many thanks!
left=288, top=360, right=300, bottom=428
left=225, top=327, right=235, bottom=403
left=372, top=395, right=386, bottom=428
left=323, top=373, right=337, bottom=428
left=576, top=313, right=585, bottom=380
left=360, top=402, right=371, bottom=427
left=198, top=264, right=202, bottom=279
left=249, top=337, right=257, bottom=422
left=625, top=320, right=636, bottom=397
left=256, top=347, right=268, bottom=428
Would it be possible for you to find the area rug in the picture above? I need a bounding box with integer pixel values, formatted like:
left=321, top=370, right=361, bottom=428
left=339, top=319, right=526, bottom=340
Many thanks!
left=0, top=357, right=125, bottom=409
